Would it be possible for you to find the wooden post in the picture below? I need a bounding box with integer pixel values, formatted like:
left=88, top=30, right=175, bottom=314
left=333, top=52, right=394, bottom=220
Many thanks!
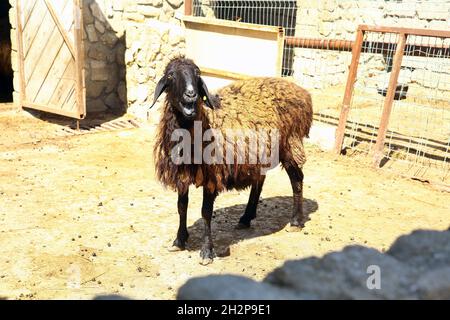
left=74, top=0, right=86, bottom=119
left=372, top=33, right=407, bottom=167
left=16, top=0, right=26, bottom=109
left=184, top=0, right=193, bottom=16
left=334, top=28, right=365, bottom=154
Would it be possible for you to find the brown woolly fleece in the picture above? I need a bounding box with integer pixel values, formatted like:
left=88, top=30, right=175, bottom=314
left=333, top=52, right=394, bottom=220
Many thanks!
left=154, top=77, right=313, bottom=194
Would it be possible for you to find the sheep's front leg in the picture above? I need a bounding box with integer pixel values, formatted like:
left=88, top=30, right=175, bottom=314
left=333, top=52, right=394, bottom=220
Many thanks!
left=200, top=188, right=217, bottom=265
left=170, top=188, right=189, bottom=251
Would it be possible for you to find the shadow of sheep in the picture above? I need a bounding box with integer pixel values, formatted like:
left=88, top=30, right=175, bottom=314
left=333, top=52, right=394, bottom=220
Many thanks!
left=184, top=196, right=318, bottom=256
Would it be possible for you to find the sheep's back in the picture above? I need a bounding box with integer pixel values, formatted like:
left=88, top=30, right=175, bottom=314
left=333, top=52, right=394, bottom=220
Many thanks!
left=207, top=77, right=313, bottom=148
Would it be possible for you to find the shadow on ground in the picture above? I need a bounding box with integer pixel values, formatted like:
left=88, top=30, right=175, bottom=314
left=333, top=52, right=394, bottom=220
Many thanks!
left=185, top=196, right=319, bottom=256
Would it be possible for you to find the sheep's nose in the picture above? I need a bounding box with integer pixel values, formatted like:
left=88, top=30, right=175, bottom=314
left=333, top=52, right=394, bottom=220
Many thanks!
left=184, top=89, right=196, bottom=99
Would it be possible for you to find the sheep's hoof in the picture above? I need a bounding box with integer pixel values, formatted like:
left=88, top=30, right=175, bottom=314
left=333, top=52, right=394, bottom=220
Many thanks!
left=199, top=248, right=216, bottom=265
left=168, top=245, right=184, bottom=252
left=285, top=223, right=303, bottom=233
left=168, top=239, right=186, bottom=251
left=235, top=222, right=251, bottom=230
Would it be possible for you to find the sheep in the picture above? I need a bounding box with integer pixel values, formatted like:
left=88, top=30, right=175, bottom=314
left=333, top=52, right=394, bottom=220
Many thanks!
left=150, top=57, right=313, bottom=264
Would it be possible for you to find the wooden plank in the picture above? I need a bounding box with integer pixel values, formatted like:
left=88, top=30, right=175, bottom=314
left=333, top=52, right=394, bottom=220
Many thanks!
left=24, top=13, right=58, bottom=83
left=183, top=15, right=284, bottom=33
left=24, top=0, right=71, bottom=84
left=49, top=60, right=76, bottom=107
left=16, top=0, right=27, bottom=105
left=73, top=0, right=86, bottom=118
left=276, top=27, right=284, bottom=77
left=334, top=29, right=365, bottom=154
left=22, top=0, right=47, bottom=57
left=200, top=66, right=253, bottom=80
left=34, top=45, right=73, bottom=105
left=22, top=101, right=82, bottom=119
left=359, top=24, right=450, bottom=38
left=25, top=27, right=65, bottom=100
left=184, top=15, right=283, bottom=90
left=44, top=0, right=76, bottom=58
left=22, top=0, right=38, bottom=30
left=372, top=33, right=408, bottom=167
left=61, top=86, right=76, bottom=111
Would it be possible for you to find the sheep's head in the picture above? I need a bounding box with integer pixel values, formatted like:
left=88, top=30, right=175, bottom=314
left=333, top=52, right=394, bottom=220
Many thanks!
left=151, top=57, right=215, bottom=120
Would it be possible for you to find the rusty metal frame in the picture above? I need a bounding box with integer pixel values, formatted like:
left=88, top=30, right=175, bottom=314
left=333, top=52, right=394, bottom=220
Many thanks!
left=333, top=25, right=449, bottom=168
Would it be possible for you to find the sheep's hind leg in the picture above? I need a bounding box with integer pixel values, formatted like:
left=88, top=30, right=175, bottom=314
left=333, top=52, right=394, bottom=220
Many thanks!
left=200, top=188, right=217, bottom=265
left=236, top=178, right=265, bottom=229
left=284, top=162, right=306, bottom=231
left=169, top=189, right=189, bottom=251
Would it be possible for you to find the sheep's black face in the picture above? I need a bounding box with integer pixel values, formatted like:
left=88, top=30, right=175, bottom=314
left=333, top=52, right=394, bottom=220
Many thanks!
left=151, top=58, right=215, bottom=121
left=166, top=64, right=201, bottom=120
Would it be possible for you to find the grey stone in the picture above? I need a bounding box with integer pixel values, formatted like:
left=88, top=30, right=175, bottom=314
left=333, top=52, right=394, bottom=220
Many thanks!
left=177, top=275, right=303, bottom=300
left=88, top=45, right=108, bottom=61
left=117, top=81, right=127, bottom=103
left=105, top=92, right=121, bottom=109
left=90, top=2, right=106, bottom=23
left=87, top=99, right=108, bottom=113
left=86, top=80, right=106, bottom=99
left=387, top=230, right=450, bottom=273
left=101, top=32, right=119, bottom=48
left=416, top=267, right=450, bottom=299
left=94, top=20, right=106, bottom=34
left=86, top=24, right=98, bottom=42
left=265, top=246, right=414, bottom=299
left=177, top=230, right=450, bottom=300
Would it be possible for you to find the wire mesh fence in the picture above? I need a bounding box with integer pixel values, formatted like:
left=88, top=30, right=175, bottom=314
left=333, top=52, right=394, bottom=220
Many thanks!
left=190, top=0, right=450, bottom=184
left=340, top=29, right=450, bottom=184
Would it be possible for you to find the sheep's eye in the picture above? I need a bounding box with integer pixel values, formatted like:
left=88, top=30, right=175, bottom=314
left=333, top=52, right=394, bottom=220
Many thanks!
left=167, top=73, right=173, bottom=80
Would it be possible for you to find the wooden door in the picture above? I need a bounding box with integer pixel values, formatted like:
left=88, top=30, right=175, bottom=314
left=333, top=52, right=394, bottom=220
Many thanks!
left=16, top=0, right=85, bottom=119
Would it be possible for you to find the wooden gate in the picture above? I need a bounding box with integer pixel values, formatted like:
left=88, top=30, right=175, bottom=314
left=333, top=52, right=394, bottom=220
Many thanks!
left=16, top=0, right=85, bottom=119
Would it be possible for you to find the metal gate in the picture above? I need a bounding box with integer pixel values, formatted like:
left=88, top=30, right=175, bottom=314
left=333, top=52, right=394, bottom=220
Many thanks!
left=16, top=0, right=85, bottom=119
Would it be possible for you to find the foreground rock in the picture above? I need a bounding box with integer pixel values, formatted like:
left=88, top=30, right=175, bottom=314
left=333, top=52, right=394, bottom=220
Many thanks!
left=178, top=229, right=450, bottom=300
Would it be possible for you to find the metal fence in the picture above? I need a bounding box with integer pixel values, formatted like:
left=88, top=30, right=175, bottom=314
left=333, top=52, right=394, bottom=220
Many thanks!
left=188, top=0, right=450, bottom=185
left=335, top=26, right=450, bottom=185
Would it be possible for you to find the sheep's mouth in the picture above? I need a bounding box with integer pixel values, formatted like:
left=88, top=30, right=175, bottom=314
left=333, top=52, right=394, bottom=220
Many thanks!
left=181, top=102, right=197, bottom=119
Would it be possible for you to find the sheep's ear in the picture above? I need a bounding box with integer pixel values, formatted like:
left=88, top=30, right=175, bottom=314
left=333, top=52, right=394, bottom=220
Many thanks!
left=199, top=77, right=214, bottom=109
left=150, top=76, right=167, bottom=108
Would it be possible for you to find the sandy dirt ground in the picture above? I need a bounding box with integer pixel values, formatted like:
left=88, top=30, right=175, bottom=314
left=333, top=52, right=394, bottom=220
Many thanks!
left=0, top=107, right=448, bottom=300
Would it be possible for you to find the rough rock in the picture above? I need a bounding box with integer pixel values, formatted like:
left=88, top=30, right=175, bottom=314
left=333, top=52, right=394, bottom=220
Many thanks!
left=178, top=230, right=450, bottom=300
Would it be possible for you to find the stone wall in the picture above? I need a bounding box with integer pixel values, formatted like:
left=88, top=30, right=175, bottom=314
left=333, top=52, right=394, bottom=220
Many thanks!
left=84, top=0, right=186, bottom=117
left=294, top=0, right=450, bottom=90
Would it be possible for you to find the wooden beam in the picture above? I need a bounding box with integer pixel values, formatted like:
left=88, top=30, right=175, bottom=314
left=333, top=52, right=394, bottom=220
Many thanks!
left=73, top=0, right=86, bottom=119
left=372, top=33, right=408, bottom=167
left=359, top=24, right=450, bottom=38
left=44, top=0, right=76, bottom=59
left=23, top=101, right=83, bottom=119
left=334, top=29, right=365, bottom=154
left=16, top=0, right=27, bottom=107
left=200, top=66, right=252, bottom=80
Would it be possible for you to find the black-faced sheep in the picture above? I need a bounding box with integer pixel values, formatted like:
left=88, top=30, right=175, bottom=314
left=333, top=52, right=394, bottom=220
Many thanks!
left=151, top=57, right=313, bottom=264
